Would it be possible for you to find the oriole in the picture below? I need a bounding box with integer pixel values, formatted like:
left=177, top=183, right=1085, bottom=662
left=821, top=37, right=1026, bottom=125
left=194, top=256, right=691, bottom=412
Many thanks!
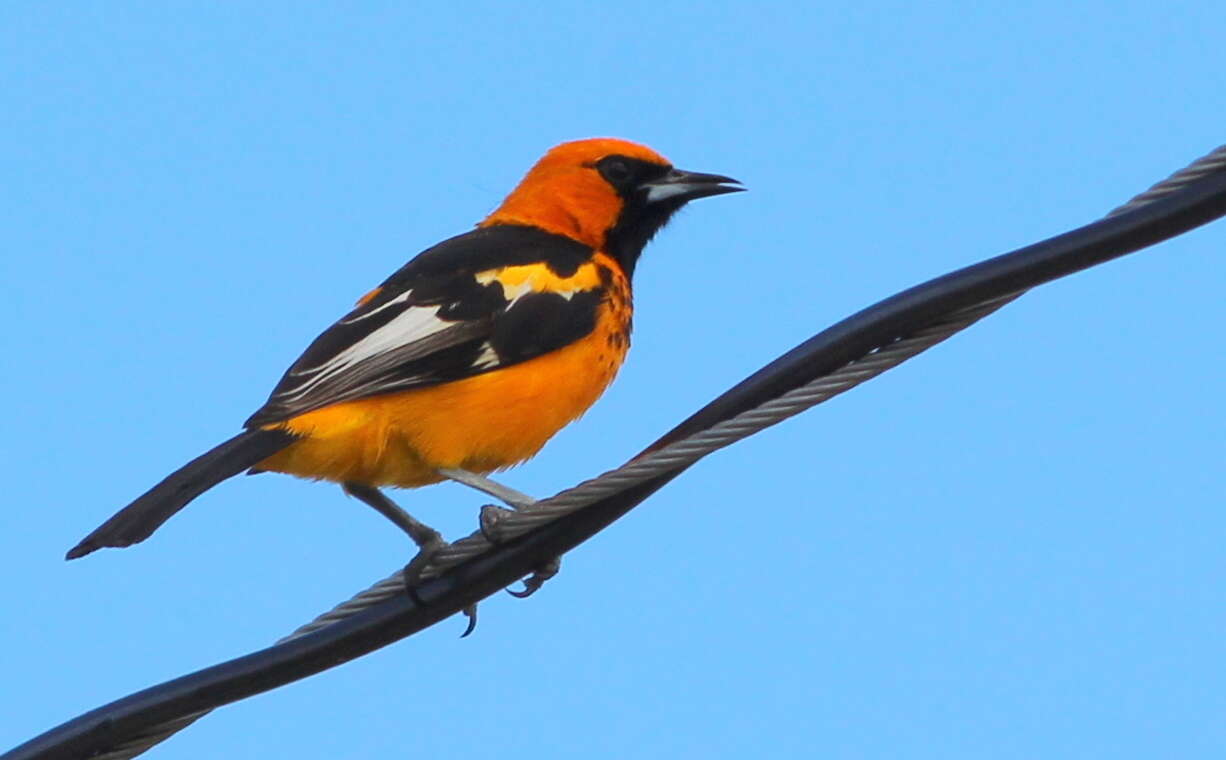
left=67, top=138, right=742, bottom=563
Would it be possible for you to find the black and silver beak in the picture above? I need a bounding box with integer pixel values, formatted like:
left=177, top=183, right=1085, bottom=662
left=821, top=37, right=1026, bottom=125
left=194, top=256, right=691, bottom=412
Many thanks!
left=641, top=169, right=745, bottom=203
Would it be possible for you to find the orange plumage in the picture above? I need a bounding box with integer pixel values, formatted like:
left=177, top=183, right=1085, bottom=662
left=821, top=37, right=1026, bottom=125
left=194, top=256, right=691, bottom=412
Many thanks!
left=482, top=139, right=672, bottom=246
left=68, top=137, right=740, bottom=560
left=258, top=251, right=632, bottom=486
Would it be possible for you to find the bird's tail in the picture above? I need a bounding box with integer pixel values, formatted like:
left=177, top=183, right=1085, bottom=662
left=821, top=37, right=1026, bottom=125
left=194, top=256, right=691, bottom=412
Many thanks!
left=66, top=429, right=297, bottom=560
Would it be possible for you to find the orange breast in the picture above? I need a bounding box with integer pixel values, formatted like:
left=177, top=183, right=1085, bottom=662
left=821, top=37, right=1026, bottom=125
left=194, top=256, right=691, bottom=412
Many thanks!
left=257, top=268, right=632, bottom=489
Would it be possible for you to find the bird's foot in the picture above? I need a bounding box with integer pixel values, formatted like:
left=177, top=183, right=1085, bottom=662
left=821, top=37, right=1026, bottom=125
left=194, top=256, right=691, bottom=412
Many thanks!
left=398, top=533, right=480, bottom=638
left=507, top=556, right=561, bottom=599
left=478, top=504, right=517, bottom=541
left=399, top=525, right=449, bottom=587
left=342, top=483, right=476, bottom=636
left=478, top=505, right=561, bottom=599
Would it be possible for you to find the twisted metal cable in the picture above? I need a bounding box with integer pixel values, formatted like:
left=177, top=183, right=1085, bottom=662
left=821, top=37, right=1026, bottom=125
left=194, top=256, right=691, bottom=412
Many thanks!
left=418, top=293, right=1023, bottom=570
left=93, top=715, right=205, bottom=760
left=300, top=293, right=1025, bottom=590
left=91, top=142, right=1226, bottom=759
left=98, top=293, right=1020, bottom=760
left=1108, top=144, right=1226, bottom=216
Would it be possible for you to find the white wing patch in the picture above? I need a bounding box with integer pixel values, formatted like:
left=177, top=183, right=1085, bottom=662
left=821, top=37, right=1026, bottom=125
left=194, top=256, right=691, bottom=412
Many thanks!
left=336, top=289, right=413, bottom=325
left=279, top=302, right=452, bottom=402
left=246, top=226, right=609, bottom=427
left=471, top=343, right=501, bottom=370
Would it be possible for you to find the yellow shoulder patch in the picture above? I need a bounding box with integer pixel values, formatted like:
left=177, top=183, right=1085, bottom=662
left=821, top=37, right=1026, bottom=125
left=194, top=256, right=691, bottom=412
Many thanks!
left=475, top=261, right=603, bottom=300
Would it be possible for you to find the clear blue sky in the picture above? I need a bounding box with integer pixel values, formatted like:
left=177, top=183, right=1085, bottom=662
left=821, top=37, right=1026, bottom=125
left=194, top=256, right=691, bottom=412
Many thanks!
left=3, top=3, right=1224, bottom=758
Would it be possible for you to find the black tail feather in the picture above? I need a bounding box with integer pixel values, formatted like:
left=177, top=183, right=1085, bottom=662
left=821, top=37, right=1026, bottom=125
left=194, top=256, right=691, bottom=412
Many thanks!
left=66, top=429, right=297, bottom=560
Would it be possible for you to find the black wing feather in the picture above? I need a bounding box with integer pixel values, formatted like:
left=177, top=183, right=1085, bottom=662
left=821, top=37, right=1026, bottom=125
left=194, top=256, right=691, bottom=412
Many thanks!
left=245, top=225, right=600, bottom=427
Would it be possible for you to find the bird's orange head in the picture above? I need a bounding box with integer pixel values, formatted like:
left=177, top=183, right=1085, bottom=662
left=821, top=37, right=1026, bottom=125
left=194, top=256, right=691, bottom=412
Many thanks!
left=483, top=138, right=742, bottom=276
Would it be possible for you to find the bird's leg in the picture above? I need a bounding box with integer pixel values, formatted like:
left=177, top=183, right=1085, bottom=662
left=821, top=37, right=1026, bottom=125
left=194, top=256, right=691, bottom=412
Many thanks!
left=343, top=481, right=445, bottom=549
left=436, top=467, right=537, bottom=510
left=342, top=482, right=477, bottom=635
left=436, top=473, right=559, bottom=600
left=342, top=482, right=446, bottom=581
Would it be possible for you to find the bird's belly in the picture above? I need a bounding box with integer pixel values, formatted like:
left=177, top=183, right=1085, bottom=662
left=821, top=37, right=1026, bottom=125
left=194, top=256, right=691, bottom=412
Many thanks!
left=256, top=323, right=629, bottom=488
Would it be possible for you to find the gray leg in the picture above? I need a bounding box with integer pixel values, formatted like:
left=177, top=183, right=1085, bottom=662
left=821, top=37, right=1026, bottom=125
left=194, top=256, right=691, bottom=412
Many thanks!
left=343, top=482, right=443, bottom=550
left=343, top=481, right=478, bottom=637
left=436, top=467, right=536, bottom=510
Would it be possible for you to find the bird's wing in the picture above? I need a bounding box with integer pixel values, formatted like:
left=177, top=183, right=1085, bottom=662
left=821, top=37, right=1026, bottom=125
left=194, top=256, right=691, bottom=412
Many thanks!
left=245, top=225, right=607, bottom=427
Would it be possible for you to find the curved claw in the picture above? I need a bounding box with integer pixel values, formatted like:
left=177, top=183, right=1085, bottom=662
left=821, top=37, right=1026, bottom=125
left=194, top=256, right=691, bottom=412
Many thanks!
left=506, top=556, right=561, bottom=599
left=506, top=582, right=540, bottom=599
left=459, top=605, right=478, bottom=638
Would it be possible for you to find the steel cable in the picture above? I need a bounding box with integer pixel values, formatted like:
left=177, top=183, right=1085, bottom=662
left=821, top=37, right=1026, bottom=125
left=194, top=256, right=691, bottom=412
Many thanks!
left=89, top=290, right=1024, bottom=760
left=8, top=143, right=1226, bottom=760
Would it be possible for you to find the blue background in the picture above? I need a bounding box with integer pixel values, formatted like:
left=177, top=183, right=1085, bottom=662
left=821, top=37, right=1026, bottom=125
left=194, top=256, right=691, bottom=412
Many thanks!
left=3, top=3, right=1224, bottom=758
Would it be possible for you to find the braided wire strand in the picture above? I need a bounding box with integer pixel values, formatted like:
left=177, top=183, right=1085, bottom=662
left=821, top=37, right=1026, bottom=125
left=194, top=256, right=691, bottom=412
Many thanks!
left=97, top=143, right=1226, bottom=758
left=97, top=293, right=1020, bottom=760
left=1107, top=144, right=1226, bottom=216
left=419, top=292, right=1023, bottom=569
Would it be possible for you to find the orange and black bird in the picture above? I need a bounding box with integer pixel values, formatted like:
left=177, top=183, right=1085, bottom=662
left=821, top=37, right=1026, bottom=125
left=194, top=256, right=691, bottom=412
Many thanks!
left=67, top=138, right=742, bottom=566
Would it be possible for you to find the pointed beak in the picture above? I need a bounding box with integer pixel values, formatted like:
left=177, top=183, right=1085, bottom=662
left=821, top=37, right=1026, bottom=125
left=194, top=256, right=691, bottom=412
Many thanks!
left=641, top=168, right=745, bottom=203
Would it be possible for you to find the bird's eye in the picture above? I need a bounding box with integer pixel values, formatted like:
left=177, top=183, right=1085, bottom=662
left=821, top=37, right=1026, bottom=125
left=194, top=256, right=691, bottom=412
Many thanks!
left=597, top=157, right=634, bottom=188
